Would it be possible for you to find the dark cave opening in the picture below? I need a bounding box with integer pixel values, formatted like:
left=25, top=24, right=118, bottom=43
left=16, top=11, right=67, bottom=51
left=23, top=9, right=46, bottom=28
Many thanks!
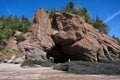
left=46, top=44, right=69, bottom=63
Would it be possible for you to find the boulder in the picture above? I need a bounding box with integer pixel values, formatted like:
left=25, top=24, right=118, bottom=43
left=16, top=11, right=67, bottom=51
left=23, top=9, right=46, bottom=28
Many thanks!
left=52, top=12, right=120, bottom=62
left=0, top=52, right=8, bottom=63
left=24, top=47, right=48, bottom=61
left=7, top=55, right=16, bottom=63
left=13, top=56, right=25, bottom=64
left=7, top=55, right=25, bottom=64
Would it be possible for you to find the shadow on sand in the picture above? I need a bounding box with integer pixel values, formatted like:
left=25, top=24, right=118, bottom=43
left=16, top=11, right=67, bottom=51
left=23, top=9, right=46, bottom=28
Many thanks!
left=20, top=60, right=55, bottom=68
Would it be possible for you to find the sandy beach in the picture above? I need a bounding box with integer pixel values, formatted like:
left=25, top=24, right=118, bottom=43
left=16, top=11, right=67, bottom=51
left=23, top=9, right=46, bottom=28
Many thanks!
left=0, top=63, right=120, bottom=80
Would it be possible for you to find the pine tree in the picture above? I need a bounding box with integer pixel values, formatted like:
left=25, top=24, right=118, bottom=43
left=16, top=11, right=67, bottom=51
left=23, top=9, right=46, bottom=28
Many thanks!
left=93, top=16, right=109, bottom=34
left=112, top=35, right=120, bottom=45
left=0, top=15, right=30, bottom=49
left=80, top=8, right=93, bottom=24
left=66, top=1, right=74, bottom=13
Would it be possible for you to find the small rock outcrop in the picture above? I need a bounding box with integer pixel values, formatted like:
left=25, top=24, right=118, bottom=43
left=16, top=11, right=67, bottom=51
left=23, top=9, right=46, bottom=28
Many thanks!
left=19, top=9, right=120, bottom=63
left=5, top=30, right=22, bottom=53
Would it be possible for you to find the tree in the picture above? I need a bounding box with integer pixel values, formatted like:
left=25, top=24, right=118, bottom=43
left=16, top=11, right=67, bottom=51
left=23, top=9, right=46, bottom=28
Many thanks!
left=93, top=16, right=109, bottom=34
left=15, top=34, right=25, bottom=43
left=0, top=15, right=30, bottom=50
left=6, top=15, right=13, bottom=27
left=71, top=3, right=81, bottom=15
left=0, top=15, right=6, bottom=22
left=12, top=15, right=20, bottom=31
left=112, top=35, right=120, bottom=45
left=21, top=15, right=26, bottom=22
left=50, top=8, right=56, bottom=18
left=62, top=2, right=93, bottom=24
left=80, top=8, right=93, bottom=24
left=17, top=18, right=30, bottom=33
left=66, top=1, right=74, bottom=13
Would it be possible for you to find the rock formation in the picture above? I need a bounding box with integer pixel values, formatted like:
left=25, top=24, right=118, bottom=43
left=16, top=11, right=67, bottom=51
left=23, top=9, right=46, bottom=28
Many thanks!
left=18, top=9, right=54, bottom=61
left=5, top=30, right=23, bottom=54
left=52, top=12, right=120, bottom=62
left=53, top=61, right=120, bottom=75
left=19, top=9, right=120, bottom=63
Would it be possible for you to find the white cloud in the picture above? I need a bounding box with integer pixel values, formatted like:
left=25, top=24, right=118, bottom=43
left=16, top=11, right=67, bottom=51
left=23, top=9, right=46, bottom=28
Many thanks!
left=6, top=8, right=12, bottom=15
left=104, top=10, right=120, bottom=23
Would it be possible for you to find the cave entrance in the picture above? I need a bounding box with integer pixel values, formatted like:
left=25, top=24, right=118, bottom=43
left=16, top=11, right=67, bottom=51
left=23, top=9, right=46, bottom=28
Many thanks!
left=47, top=44, right=69, bottom=63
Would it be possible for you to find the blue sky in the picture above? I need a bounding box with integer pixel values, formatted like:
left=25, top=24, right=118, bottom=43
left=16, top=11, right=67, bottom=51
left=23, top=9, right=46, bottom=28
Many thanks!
left=0, top=0, right=120, bottom=38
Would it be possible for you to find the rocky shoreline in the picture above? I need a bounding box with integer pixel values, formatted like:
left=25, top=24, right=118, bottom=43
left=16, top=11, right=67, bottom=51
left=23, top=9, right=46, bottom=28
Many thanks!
left=0, top=8, right=120, bottom=80
left=0, top=63, right=120, bottom=80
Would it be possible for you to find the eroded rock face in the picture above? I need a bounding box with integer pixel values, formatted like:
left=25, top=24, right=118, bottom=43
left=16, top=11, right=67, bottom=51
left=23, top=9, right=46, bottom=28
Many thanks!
left=19, top=9, right=120, bottom=63
left=30, top=9, right=55, bottom=50
left=52, top=12, right=120, bottom=62
left=18, top=9, right=55, bottom=62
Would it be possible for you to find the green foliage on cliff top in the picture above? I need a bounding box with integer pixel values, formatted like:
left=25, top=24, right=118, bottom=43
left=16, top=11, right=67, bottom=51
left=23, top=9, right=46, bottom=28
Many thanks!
left=0, top=49, right=12, bottom=57
left=58, top=1, right=110, bottom=34
left=112, top=35, right=120, bottom=45
left=0, top=15, right=30, bottom=49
